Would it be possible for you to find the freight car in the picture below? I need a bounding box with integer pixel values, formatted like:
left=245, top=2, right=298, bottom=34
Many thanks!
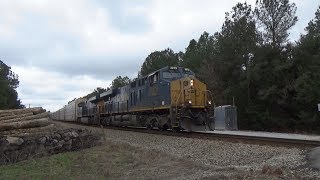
left=51, top=66, right=215, bottom=131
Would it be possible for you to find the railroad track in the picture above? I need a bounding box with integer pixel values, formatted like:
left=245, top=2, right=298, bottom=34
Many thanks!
left=53, top=120, right=320, bottom=148
left=106, top=126, right=320, bottom=148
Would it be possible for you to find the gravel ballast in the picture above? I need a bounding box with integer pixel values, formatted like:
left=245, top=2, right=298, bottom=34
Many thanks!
left=104, top=130, right=320, bottom=177
left=54, top=122, right=320, bottom=179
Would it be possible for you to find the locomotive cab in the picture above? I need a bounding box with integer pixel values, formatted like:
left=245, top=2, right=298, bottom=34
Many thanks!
left=169, top=68, right=213, bottom=131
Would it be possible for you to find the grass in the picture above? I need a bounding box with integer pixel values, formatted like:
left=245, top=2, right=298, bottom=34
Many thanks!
left=0, top=140, right=202, bottom=180
left=0, top=151, right=76, bottom=179
left=0, top=143, right=138, bottom=180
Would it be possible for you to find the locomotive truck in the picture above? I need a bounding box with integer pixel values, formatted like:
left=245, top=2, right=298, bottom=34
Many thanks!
left=51, top=66, right=216, bottom=131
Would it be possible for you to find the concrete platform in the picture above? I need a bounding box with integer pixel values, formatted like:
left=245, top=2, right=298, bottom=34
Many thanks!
left=308, top=147, right=320, bottom=170
left=199, top=130, right=320, bottom=142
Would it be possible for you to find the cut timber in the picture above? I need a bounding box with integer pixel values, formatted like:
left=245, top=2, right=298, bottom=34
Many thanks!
left=0, top=124, right=56, bottom=136
left=1, top=112, right=49, bottom=123
left=0, top=112, right=15, bottom=118
left=0, top=118, right=51, bottom=131
left=0, top=112, right=34, bottom=121
left=0, top=107, right=43, bottom=114
left=0, top=107, right=45, bottom=116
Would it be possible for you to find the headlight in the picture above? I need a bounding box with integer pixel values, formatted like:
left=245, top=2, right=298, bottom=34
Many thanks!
left=208, top=101, right=211, bottom=105
left=190, top=79, right=194, bottom=86
left=188, top=100, right=192, bottom=104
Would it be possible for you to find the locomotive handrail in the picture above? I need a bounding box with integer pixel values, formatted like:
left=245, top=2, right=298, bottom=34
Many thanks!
left=175, top=82, right=184, bottom=111
left=205, top=90, right=215, bottom=108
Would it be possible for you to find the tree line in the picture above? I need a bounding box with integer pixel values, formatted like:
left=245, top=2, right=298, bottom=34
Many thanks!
left=138, top=0, right=320, bottom=133
left=82, top=0, right=320, bottom=133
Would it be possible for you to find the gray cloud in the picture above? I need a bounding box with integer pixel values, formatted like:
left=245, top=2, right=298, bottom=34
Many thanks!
left=41, top=56, right=143, bottom=79
left=98, top=0, right=152, bottom=34
left=96, top=0, right=151, bottom=34
left=1, top=0, right=319, bottom=111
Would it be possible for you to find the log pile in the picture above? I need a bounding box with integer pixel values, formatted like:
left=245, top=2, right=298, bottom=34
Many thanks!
left=0, top=128, right=101, bottom=165
left=0, top=107, right=53, bottom=136
left=0, top=108, right=101, bottom=165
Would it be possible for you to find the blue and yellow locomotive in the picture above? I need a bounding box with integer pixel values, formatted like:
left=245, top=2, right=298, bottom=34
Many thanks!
left=51, top=66, right=215, bottom=131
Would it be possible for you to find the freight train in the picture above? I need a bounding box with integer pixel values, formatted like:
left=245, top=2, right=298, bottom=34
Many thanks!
left=50, top=66, right=217, bottom=131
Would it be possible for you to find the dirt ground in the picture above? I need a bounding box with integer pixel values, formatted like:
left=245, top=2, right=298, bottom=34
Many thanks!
left=0, top=139, right=283, bottom=180
left=1, top=121, right=319, bottom=179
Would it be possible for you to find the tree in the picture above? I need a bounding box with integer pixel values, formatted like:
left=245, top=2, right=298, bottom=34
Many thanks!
left=85, top=87, right=107, bottom=99
left=243, top=0, right=300, bottom=131
left=140, top=48, right=180, bottom=76
left=134, top=2, right=319, bottom=133
left=200, top=3, right=259, bottom=107
left=110, top=76, right=131, bottom=89
left=0, top=60, right=24, bottom=109
left=255, top=0, right=298, bottom=47
left=305, top=6, right=320, bottom=37
left=84, top=76, right=130, bottom=99
left=181, top=32, right=215, bottom=74
left=291, top=6, right=320, bottom=132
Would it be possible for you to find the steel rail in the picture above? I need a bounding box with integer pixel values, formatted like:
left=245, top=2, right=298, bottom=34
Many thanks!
left=53, top=120, right=320, bottom=148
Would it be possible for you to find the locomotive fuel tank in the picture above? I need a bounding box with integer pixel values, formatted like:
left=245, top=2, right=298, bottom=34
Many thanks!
left=111, top=114, right=137, bottom=126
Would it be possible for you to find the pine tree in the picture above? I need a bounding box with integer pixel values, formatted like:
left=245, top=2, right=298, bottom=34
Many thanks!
left=0, top=60, right=24, bottom=109
left=140, top=48, right=180, bottom=76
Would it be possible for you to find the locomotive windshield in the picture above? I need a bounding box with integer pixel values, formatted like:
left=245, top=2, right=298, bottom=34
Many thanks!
left=183, top=68, right=195, bottom=76
left=162, top=72, right=181, bottom=79
left=162, top=67, right=195, bottom=80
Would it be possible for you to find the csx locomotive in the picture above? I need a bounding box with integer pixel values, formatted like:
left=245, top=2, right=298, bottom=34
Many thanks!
left=50, top=66, right=215, bottom=131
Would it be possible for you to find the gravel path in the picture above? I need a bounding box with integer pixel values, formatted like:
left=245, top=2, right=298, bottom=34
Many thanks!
left=54, top=121, right=320, bottom=179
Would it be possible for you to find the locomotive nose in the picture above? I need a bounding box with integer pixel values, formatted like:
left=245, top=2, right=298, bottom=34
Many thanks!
left=182, top=77, right=198, bottom=107
left=182, top=78, right=194, bottom=89
left=171, top=76, right=207, bottom=108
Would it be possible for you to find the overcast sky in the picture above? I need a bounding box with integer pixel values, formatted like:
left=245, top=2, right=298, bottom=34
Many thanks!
left=1, top=0, right=319, bottom=111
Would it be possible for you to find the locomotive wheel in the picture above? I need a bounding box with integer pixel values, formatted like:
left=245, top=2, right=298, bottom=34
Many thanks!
left=88, top=117, right=93, bottom=125
left=146, top=117, right=158, bottom=130
left=147, top=124, right=152, bottom=130
left=172, top=127, right=181, bottom=132
left=161, top=124, right=169, bottom=131
left=93, top=115, right=100, bottom=125
left=108, top=117, right=112, bottom=126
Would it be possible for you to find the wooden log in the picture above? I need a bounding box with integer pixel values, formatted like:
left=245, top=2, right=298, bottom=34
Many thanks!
left=0, top=107, right=44, bottom=116
left=0, top=112, right=15, bottom=118
left=0, top=107, right=39, bottom=114
left=0, top=123, right=56, bottom=136
left=1, top=112, right=49, bottom=124
left=0, top=107, right=42, bottom=113
left=0, top=112, right=34, bottom=121
left=0, top=110, right=38, bottom=119
left=0, top=118, right=50, bottom=131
